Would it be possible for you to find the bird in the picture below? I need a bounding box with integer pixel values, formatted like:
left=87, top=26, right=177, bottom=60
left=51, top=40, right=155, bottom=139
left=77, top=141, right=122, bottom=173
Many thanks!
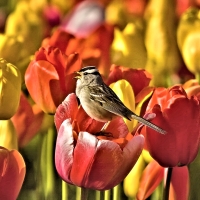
left=75, top=66, right=166, bottom=134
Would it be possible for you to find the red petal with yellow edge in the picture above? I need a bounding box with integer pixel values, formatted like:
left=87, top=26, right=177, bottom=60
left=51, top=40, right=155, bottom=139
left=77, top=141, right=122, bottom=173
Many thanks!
left=137, top=160, right=164, bottom=200
left=0, top=147, right=26, bottom=200
left=106, top=65, right=152, bottom=96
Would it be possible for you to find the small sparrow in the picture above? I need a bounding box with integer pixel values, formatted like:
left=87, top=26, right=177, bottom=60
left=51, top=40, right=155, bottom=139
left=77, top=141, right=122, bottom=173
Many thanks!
left=75, top=66, right=166, bottom=134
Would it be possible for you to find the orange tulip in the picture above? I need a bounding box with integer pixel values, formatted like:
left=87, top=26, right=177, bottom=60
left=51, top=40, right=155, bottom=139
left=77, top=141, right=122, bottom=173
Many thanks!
left=25, top=46, right=82, bottom=113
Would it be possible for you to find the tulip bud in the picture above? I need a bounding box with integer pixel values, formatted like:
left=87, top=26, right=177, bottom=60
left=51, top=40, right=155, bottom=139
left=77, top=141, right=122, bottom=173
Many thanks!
left=111, top=23, right=147, bottom=69
left=177, top=7, right=200, bottom=74
left=0, top=146, right=26, bottom=200
left=0, top=58, right=21, bottom=119
left=145, top=0, right=181, bottom=86
left=0, top=120, right=18, bottom=150
left=0, top=34, right=24, bottom=65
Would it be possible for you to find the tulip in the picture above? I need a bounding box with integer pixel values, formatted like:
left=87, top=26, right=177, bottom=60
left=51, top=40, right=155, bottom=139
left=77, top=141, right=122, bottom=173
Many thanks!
left=0, top=34, right=24, bottom=65
left=42, top=23, right=114, bottom=77
left=5, top=1, right=44, bottom=55
left=54, top=93, right=144, bottom=190
left=0, top=58, right=21, bottom=119
left=0, top=119, right=18, bottom=150
left=106, top=65, right=152, bottom=96
left=25, top=46, right=82, bottom=114
left=145, top=0, right=181, bottom=86
left=11, top=93, right=44, bottom=147
left=61, top=1, right=105, bottom=38
left=0, top=146, right=26, bottom=200
left=111, top=23, right=147, bottom=69
left=177, top=7, right=200, bottom=77
left=145, top=85, right=200, bottom=167
left=136, top=160, right=189, bottom=200
left=109, top=79, right=137, bottom=131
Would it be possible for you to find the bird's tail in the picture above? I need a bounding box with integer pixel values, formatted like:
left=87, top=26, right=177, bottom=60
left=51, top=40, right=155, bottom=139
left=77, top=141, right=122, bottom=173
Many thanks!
left=131, top=114, right=166, bottom=134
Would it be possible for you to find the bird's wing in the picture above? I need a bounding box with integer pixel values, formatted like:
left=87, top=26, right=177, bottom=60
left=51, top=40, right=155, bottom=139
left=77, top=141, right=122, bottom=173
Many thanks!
left=88, top=84, right=132, bottom=119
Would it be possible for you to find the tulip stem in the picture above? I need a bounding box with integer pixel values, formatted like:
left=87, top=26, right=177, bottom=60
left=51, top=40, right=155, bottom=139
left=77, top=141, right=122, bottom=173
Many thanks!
left=113, top=184, right=120, bottom=200
left=81, top=187, right=89, bottom=200
left=62, top=181, right=68, bottom=200
left=104, top=190, right=110, bottom=200
left=163, top=167, right=173, bottom=200
left=195, top=73, right=200, bottom=84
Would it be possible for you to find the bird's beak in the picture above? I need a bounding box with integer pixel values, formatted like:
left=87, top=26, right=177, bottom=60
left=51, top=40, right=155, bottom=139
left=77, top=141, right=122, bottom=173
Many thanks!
left=74, top=71, right=81, bottom=79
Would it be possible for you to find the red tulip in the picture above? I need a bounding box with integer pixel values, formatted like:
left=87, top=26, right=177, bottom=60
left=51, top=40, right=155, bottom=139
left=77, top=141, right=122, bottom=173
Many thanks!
left=106, top=65, right=152, bottom=97
left=136, top=160, right=189, bottom=200
left=54, top=93, right=144, bottom=190
left=25, top=46, right=82, bottom=114
left=145, top=85, right=200, bottom=167
left=11, top=92, right=44, bottom=147
left=0, top=146, right=26, bottom=200
left=42, top=23, right=114, bottom=77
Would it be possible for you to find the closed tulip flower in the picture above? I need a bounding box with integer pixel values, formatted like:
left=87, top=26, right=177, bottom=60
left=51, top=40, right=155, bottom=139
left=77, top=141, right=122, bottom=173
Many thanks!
left=0, top=58, right=21, bottom=119
left=54, top=93, right=144, bottom=190
left=0, top=119, right=18, bottom=150
left=145, top=85, right=200, bottom=167
left=0, top=146, right=26, bottom=200
left=11, top=93, right=44, bottom=147
left=25, top=46, right=82, bottom=114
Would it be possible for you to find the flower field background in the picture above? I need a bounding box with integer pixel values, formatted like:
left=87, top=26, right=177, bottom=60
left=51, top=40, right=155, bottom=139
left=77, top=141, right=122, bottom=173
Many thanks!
left=1, top=0, right=200, bottom=200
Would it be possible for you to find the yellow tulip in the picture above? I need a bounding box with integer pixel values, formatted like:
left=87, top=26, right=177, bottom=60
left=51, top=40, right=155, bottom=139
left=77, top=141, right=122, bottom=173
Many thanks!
left=123, top=154, right=146, bottom=198
left=109, top=79, right=136, bottom=132
left=0, top=34, right=24, bottom=65
left=145, top=0, right=181, bottom=86
left=0, top=58, right=21, bottom=119
left=111, top=23, right=147, bottom=69
left=0, top=119, right=18, bottom=150
left=5, top=1, right=44, bottom=55
left=177, top=7, right=200, bottom=74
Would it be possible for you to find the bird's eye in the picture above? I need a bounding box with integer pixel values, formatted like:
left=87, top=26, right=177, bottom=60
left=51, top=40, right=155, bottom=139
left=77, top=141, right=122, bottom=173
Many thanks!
left=83, top=72, right=88, bottom=75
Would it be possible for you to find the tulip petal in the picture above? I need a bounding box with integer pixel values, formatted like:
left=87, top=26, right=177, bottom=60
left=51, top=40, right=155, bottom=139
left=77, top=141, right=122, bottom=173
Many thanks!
left=70, top=133, right=144, bottom=190
left=25, top=60, right=63, bottom=113
left=11, top=93, right=44, bottom=147
left=55, top=119, right=74, bottom=184
left=107, top=65, right=152, bottom=96
left=146, top=86, right=200, bottom=167
left=61, top=1, right=105, bottom=38
left=0, top=147, right=26, bottom=200
left=55, top=93, right=79, bottom=131
left=137, top=160, right=164, bottom=200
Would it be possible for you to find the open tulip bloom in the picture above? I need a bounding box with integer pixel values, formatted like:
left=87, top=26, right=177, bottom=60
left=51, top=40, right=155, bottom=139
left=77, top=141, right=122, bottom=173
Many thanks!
left=54, top=93, right=144, bottom=190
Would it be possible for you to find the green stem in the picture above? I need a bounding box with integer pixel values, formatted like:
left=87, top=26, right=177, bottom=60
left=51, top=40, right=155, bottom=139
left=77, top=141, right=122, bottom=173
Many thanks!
left=62, top=181, right=68, bottom=200
left=163, top=168, right=173, bottom=200
left=96, top=190, right=100, bottom=200
left=41, top=127, right=56, bottom=200
left=104, top=190, right=110, bottom=200
left=76, top=187, right=81, bottom=200
left=81, top=187, right=89, bottom=200
left=113, top=184, right=120, bottom=200
left=195, top=73, right=200, bottom=84
left=165, top=72, right=172, bottom=87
